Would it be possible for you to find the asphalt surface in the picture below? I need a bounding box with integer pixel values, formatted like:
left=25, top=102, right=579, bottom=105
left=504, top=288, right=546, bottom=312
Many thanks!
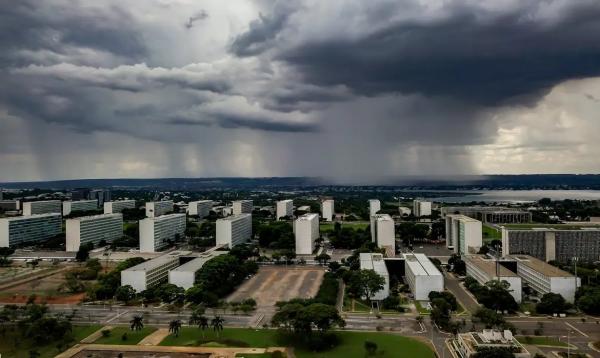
left=443, top=272, right=480, bottom=314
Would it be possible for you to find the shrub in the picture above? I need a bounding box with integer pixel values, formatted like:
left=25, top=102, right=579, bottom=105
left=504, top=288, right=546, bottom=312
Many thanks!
left=101, top=329, right=111, bottom=338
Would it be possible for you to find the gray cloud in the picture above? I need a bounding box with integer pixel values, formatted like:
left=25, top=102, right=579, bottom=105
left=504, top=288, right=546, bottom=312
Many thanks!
left=185, top=10, right=209, bottom=29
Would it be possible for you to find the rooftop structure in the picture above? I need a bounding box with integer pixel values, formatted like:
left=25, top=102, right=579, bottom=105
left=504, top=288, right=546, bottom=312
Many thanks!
left=454, top=330, right=530, bottom=358
left=359, top=253, right=390, bottom=300
left=402, top=253, right=443, bottom=301
left=464, top=255, right=522, bottom=302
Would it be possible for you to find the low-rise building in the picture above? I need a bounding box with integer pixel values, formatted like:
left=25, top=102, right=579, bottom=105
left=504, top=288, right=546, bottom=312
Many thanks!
left=168, top=250, right=227, bottom=289
left=0, top=200, right=18, bottom=211
left=104, top=200, right=136, bottom=214
left=368, top=199, right=381, bottom=216
left=413, top=200, right=432, bottom=217
left=63, top=200, right=98, bottom=216
left=145, top=200, right=174, bottom=218
left=446, top=215, right=482, bottom=254
left=0, top=214, right=62, bottom=247
left=120, top=251, right=190, bottom=292
left=295, top=213, right=319, bottom=255
left=232, top=200, right=253, bottom=215
left=139, top=213, right=186, bottom=253
left=359, top=253, right=390, bottom=300
left=187, top=200, right=213, bottom=218
left=22, top=200, right=62, bottom=216
left=453, top=330, right=530, bottom=358
left=66, top=214, right=123, bottom=251
left=321, top=199, right=334, bottom=222
left=464, top=255, right=522, bottom=303
left=216, top=213, right=252, bottom=248
left=441, top=206, right=532, bottom=224
left=403, top=253, right=444, bottom=301
left=370, top=214, right=395, bottom=256
left=276, top=199, right=294, bottom=220
left=398, top=206, right=412, bottom=216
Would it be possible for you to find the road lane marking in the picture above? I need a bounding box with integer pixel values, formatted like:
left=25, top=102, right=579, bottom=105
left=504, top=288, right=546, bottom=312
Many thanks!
left=565, top=322, right=589, bottom=338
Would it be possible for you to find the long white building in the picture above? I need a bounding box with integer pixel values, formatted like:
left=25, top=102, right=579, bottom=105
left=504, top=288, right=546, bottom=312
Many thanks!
left=188, top=200, right=213, bottom=218
left=22, top=200, right=62, bottom=216
left=464, top=255, right=522, bottom=303
left=403, top=253, right=444, bottom=301
left=139, top=213, right=186, bottom=253
left=145, top=200, right=174, bottom=218
left=232, top=200, right=253, bottom=215
left=276, top=199, right=294, bottom=220
left=446, top=214, right=483, bottom=255
left=321, top=199, right=334, bottom=222
left=359, top=253, right=390, bottom=301
left=168, top=250, right=227, bottom=289
left=104, top=200, right=136, bottom=214
left=370, top=214, right=395, bottom=256
left=368, top=199, right=381, bottom=216
left=216, top=213, right=252, bottom=248
left=295, top=213, right=319, bottom=255
left=66, top=214, right=123, bottom=252
left=413, top=200, right=432, bottom=217
left=0, top=214, right=62, bottom=247
left=121, top=251, right=189, bottom=292
left=63, top=200, right=98, bottom=216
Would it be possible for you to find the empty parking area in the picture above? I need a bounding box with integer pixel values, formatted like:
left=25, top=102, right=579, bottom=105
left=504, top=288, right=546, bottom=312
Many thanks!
left=227, top=266, right=325, bottom=307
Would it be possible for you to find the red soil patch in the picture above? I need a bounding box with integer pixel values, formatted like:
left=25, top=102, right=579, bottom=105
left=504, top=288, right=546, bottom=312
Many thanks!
left=0, top=293, right=85, bottom=304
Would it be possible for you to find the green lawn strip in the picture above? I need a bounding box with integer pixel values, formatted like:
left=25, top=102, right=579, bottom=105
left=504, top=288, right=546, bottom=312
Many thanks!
left=0, top=324, right=102, bottom=358
left=93, top=326, right=157, bottom=345
left=482, top=224, right=501, bottom=243
left=320, top=222, right=369, bottom=232
left=516, top=336, right=569, bottom=347
left=159, top=327, right=280, bottom=347
left=415, top=301, right=430, bottom=315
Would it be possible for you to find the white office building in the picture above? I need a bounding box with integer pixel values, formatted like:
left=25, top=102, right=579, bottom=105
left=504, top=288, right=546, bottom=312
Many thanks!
left=276, top=199, right=294, bottom=220
left=121, top=251, right=189, bottom=292
left=321, top=199, right=334, bottom=222
left=168, top=250, right=227, bottom=289
left=370, top=214, right=395, bottom=256
left=145, top=200, right=174, bottom=218
left=139, top=213, right=186, bottom=253
left=104, top=200, right=136, bottom=214
left=295, top=213, right=319, bottom=255
left=63, top=200, right=98, bottom=216
left=446, top=215, right=483, bottom=255
left=232, top=200, right=253, bottom=215
left=454, top=330, right=531, bottom=358
left=216, top=213, right=252, bottom=248
left=0, top=214, right=62, bottom=247
left=359, top=253, right=390, bottom=301
left=368, top=199, right=381, bottom=216
left=403, top=253, right=444, bottom=301
left=22, top=200, right=62, bottom=216
left=509, top=255, right=580, bottom=302
left=464, top=255, right=522, bottom=303
left=188, top=200, right=213, bottom=218
left=65, top=214, right=123, bottom=252
left=413, top=200, right=432, bottom=217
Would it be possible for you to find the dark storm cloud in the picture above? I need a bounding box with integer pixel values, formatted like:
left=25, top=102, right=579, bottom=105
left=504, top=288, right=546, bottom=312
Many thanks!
left=232, top=1, right=600, bottom=105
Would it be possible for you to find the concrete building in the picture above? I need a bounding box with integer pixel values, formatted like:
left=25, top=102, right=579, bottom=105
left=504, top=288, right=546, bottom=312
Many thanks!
left=0, top=200, right=18, bottom=211
left=368, top=199, right=381, bottom=216
left=413, top=200, right=432, bottom=217
left=104, top=200, right=136, bottom=214
left=501, top=227, right=600, bottom=263
left=403, top=253, right=444, bottom=301
left=89, top=189, right=111, bottom=206
left=321, top=199, right=334, bottom=222
left=295, top=213, right=319, bottom=255
left=63, top=200, right=98, bottom=216
left=139, top=213, right=186, bottom=253
left=464, top=255, right=522, bottom=303
left=232, top=200, right=253, bottom=215
left=145, top=200, right=174, bottom=218
left=446, top=215, right=483, bottom=255
left=441, top=206, right=532, bottom=224
left=121, top=251, right=190, bottom=292
left=508, top=255, right=580, bottom=302
left=65, top=214, right=123, bottom=252
left=188, top=200, right=213, bottom=218
left=359, top=253, right=390, bottom=301
left=22, top=200, right=62, bottom=216
left=398, top=206, right=412, bottom=216
left=453, top=330, right=530, bottom=358
left=216, top=213, right=252, bottom=248
left=370, top=214, right=395, bottom=256
left=276, top=199, right=294, bottom=220
left=168, top=250, right=227, bottom=289
left=0, top=214, right=62, bottom=247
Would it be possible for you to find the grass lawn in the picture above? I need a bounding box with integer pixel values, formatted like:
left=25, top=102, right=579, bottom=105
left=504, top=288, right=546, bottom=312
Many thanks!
left=482, top=224, right=501, bottom=243
left=0, top=324, right=102, bottom=358
left=415, top=301, right=430, bottom=315
left=516, top=336, right=569, bottom=347
left=320, top=221, right=369, bottom=232
left=93, top=326, right=157, bottom=345
left=160, top=328, right=434, bottom=358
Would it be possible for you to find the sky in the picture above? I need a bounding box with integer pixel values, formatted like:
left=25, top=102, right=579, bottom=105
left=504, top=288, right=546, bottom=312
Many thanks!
left=1, top=0, right=600, bottom=182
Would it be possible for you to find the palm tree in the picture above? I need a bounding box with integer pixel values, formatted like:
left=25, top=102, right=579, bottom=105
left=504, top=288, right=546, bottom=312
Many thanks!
left=198, top=316, right=209, bottom=338
left=416, top=316, right=424, bottom=324
left=130, top=315, right=144, bottom=331
left=211, top=316, right=225, bottom=338
left=169, top=319, right=182, bottom=337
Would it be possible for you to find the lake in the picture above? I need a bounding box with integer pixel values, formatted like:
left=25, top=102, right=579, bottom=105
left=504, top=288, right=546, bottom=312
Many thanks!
left=429, top=190, right=600, bottom=203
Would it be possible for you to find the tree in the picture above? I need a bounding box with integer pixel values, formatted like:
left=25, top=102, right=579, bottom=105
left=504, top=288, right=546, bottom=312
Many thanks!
left=169, top=320, right=182, bottom=337
left=315, top=253, right=331, bottom=265
left=130, top=315, right=144, bottom=331
left=448, top=254, right=466, bottom=275
left=75, top=243, right=94, bottom=262
left=345, top=270, right=385, bottom=304
left=576, top=286, right=600, bottom=315
left=536, top=292, right=569, bottom=314
left=211, top=316, right=225, bottom=338
left=115, top=285, right=136, bottom=304
left=364, top=341, right=378, bottom=356
left=473, top=347, right=515, bottom=358
left=430, top=298, right=451, bottom=329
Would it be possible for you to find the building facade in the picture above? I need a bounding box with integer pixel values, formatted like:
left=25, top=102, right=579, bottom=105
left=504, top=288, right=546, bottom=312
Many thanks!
left=295, top=213, right=319, bottom=255
left=369, top=199, right=381, bottom=216
left=403, top=253, right=444, bottom=301
left=63, top=200, right=98, bottom=216
left=65, top=213, right=123, bottom=252
left=359, top=253, right=390, bottom=301
left=321, top=199, right=334, bottom=222
left=22, top=200, right=62, bottom=216
left=413, top=200, right=432, bottom=217
left=464, top=255, right=522, bottom=303
left=145, top=200, right=174, bottom=218
left=276, top=199, right=293, bottom=220
left=509, top=255, right=579, bottom=302
left=139, top=213, right=186, bottom=253
left=188, top=200, right=213, bottom=218
left=104, top=200, right=136, bottom=214
left=216, top=214, right=252, bottom=248
left=0, top=214, right=62, bottom=247
left=168, top=250, right=227, bottom=289
left=370, top=214, right=395, bottom=256
left=446, top=215, right=483, bottom=255
left=121, top=251, right=189, bottom=292
left=232, top=200, right=253, bottom=215
left=442, top=206, right=532, bottom=224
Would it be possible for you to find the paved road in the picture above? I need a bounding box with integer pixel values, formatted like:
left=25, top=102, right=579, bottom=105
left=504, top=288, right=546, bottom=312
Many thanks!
left=443, top=272, right=480, bottom=314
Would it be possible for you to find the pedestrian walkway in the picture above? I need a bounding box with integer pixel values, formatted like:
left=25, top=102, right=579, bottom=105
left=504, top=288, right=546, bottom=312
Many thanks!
left=80, top=325, right=113, bottom=343
left=137, top=327, right=169, bottom=345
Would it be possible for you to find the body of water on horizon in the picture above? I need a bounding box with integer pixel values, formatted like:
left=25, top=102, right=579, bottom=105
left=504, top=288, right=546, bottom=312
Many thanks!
left=422, top=190, right=600, bottom=203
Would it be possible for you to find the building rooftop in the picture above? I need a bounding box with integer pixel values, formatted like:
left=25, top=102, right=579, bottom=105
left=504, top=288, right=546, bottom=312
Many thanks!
left=233, top=200, right=252, bottom=203
left=218, top=213, right=251, bottom=222
left=373, top=213, right=393, bottom=221
left=171, top=251, right=227, bottom=273
left=509, top=255, right=574, bottom=277
left=23, top=200, right=61, bottom=204
left=464, top=255, right=518, bottom=278
left=360, top=253, right=388, bottom=276
left=2, top=213, right=61, bottom=222
left=503, top=224, right=600, bottom=231
left=142, top=213, right=186, bottom=222
left=148, top=200, right=173, bottom=205
left=68, top=213, right=122, bottom=222
left=403, top=253, right=442, bottom=276
left=123, top=250, right=191, bottom=272
left=297, top=213, right=319, bottom=221
left=447, top=214, right=480, bottom=223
